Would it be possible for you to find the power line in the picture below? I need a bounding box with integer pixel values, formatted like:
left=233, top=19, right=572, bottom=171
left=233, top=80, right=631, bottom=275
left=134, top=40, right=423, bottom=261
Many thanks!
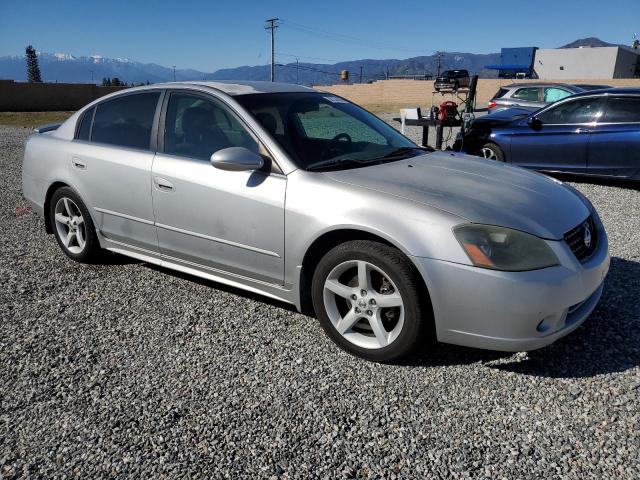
left=279, top=18, right=431, bottom=55
left=277, top=52, right=339, bottom=62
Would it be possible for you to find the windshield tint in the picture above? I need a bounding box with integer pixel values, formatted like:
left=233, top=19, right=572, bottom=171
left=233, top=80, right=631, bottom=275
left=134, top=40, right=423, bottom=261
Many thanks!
left=235, top=92, right=420, bottom=170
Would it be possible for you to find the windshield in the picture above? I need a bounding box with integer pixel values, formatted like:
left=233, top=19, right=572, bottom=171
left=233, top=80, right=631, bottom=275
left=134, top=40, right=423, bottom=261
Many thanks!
left=235, top=92, right=424, bottom=171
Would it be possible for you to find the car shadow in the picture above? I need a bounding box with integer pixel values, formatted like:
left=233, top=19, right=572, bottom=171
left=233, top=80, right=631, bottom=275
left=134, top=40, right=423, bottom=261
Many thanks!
left=141, top=255, right=638, bottom=378
left=548, top=172, right=640, bottom=191
left=407, top=256, right=640, bottom=378
left=144, top=263, right=299, bottom=313
left=95, top=250, right=141, bottom=265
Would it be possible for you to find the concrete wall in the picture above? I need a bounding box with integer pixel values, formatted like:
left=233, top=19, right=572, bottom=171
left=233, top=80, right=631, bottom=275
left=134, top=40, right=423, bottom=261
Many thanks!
left=0, top=80, right=128, bottom=111
left=314, top=78, right=640, bottom=111
left=533, top=47, right=640, bottom=79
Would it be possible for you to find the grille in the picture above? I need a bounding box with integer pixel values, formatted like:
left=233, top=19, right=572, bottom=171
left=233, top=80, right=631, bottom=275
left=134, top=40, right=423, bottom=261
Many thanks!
left=564, top=215, right=598, bottom=262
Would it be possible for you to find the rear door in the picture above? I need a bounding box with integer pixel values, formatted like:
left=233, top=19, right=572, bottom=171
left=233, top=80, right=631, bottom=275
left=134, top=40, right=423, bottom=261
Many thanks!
left=587, top=95, right=640, bottom=178
left=508, top=96, right=604, bottom=173
left=70, top=91, right=162, bottom=251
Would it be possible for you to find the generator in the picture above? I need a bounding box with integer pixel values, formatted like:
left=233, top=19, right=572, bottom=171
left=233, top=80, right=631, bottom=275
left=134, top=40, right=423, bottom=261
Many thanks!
left=438, top=101, right=459, bottom=124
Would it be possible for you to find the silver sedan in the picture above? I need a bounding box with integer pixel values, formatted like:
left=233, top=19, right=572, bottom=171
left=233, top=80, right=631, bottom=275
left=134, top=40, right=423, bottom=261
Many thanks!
left=22, top=81, right=610, bottom=362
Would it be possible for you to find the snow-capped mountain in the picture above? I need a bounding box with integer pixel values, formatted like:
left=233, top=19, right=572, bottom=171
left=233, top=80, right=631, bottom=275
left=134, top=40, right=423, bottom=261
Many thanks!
left=0, top=51, right=211, bottom=84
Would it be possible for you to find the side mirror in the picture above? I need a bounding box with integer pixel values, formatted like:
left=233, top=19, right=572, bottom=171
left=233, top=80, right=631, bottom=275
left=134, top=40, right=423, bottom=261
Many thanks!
left=210, top=147, right=264, bottom=172
left=527, top=116, right=543, bottom=131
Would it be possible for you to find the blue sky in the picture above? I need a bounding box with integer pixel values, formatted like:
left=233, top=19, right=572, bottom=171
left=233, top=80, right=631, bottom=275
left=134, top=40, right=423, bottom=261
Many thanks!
left=0, top=0, right=637, bottom=72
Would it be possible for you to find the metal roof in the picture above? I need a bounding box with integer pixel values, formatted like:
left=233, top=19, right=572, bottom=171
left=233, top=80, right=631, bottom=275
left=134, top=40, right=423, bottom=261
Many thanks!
left=485, top=64, right=533, bottom=70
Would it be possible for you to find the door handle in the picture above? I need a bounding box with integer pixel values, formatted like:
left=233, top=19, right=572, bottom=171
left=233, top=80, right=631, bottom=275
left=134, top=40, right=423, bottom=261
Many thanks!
left=154, top=177, right=175, bottom=192
left=576, top=128, right=591, bottom=134
left=71, top=158, right=86, bottom=169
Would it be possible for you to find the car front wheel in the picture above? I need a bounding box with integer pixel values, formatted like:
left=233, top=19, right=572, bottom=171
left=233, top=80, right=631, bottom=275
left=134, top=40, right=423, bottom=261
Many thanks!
left=311, top=240, right=430, bottom=363
left=476, top=142, right=505, bottom=162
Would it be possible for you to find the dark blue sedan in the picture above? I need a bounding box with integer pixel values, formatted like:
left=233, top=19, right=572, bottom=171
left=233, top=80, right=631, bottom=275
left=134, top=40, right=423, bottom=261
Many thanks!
left=456, top=88, right=640, bottom=180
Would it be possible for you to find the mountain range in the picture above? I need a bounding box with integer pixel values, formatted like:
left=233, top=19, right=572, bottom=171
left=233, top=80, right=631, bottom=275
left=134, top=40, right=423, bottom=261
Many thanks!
left=0, top=38, right=621, bottom=85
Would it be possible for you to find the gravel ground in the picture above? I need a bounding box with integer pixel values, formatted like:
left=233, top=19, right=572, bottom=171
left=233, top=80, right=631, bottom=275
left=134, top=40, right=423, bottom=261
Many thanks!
left=1, top=123, right=639, bottom=479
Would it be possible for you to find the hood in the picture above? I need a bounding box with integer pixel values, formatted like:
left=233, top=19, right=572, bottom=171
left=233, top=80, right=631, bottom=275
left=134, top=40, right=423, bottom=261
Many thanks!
left=478, top=107, right=536, bottom=125
left=325, top=152, right=590, bottom=240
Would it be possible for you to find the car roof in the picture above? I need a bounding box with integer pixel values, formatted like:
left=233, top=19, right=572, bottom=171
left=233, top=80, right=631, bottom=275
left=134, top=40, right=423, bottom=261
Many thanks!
left=175, top=80, right=316, bottom=95
left=501, top=82, right=581, bottom=90
left=568, top=87, right=640, bottom=98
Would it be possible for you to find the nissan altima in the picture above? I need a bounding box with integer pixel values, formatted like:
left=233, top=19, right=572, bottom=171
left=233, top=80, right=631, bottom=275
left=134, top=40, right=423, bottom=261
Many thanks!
left=22, top=81, right=610, bottom=362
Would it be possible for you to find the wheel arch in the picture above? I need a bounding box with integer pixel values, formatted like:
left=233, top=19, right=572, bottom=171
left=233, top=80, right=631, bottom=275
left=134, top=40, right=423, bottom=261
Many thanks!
left=43, top=181, right=71, bottom=234
left=297, top=227, right=433, bottom=320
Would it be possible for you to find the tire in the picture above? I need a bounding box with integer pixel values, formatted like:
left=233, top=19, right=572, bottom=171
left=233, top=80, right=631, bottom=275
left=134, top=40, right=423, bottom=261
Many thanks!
left=476, top=142, right=505, bottom=162
left=49, top=186, right=102, bottom=263
left=311, top=240, right=431, bottom=363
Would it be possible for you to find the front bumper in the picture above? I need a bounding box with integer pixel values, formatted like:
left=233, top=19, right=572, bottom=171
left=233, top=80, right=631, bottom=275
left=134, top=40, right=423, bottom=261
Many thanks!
left=412, top=227, right=610, bottom=351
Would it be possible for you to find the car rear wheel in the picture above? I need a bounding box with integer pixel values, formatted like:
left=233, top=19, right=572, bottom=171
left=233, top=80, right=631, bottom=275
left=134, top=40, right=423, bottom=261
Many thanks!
left=477, top=142, right=505, bottom=162
left=311, top=240, right=430, bottom=363
left=49, top=187, right=101, bottom=263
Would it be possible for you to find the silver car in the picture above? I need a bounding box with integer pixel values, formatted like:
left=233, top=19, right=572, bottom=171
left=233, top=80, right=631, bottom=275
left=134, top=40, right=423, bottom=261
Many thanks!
left=22, top=81, right=610, bottom=362
left=487, top=83, right=610, bottom=113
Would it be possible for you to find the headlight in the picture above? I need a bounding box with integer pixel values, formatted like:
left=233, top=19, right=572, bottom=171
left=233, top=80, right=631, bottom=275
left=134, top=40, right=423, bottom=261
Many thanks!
left=453, top=224, right=558, bottom=271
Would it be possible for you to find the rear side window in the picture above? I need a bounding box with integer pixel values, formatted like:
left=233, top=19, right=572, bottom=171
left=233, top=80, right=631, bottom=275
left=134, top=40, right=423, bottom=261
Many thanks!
left=603, top=96, right=640, bottom=123
left=512, top=87, right=540, bottom=102
left=493, top=88, right=509, bottom=99
left=76, top=107, right=94, bottom=140
left=91, top=92, right=160, bottom=150
left=544, top=87, right=572, bottom=103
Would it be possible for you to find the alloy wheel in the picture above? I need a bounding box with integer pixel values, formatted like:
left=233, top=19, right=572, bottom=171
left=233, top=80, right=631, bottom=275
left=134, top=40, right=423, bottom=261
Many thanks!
left=54, top=197, right=86, bottom=254
left=479, top=147, right=498, bottom=160
left=323, top=260, right=405, bottom=349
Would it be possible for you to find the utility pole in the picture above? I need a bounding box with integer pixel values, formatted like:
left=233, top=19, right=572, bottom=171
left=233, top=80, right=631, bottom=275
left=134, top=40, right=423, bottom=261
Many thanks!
left=435, top=52, right=443, bottom=77
left=296, top=58, right=299, bottom=84
left=172, top=65, right=176, bottom=82
left=265, top=18, right=279, bottom=82
left=90, top=70, right=94, bottom=82
left=359, top=65, right=363, bottom=84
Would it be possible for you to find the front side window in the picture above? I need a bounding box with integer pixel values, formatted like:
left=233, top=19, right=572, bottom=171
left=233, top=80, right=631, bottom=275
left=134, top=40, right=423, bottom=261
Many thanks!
left=602, top=96, right=640, bottom=123
left=236, top=92, right=421, bottom=171
left=91, top=92, right=160, bottom=150
left=543, top=87, right=572, bottom=103
left=164, top=92, right=258, bottom=161
left=512, top=88, right=540, bottom=102
left=537, top=97, right=604, bottom=124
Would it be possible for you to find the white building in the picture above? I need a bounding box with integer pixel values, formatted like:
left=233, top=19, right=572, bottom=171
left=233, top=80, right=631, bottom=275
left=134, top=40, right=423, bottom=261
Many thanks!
left=534, top=46, right=640, bottom=79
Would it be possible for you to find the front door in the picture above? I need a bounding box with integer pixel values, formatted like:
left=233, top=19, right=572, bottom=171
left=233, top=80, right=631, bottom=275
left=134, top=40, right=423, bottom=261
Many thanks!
left=509, top=96, right=605, bottom=173
left=587, top=95, right=640, bottom=178
left=151, top=91, right=286, bottom=284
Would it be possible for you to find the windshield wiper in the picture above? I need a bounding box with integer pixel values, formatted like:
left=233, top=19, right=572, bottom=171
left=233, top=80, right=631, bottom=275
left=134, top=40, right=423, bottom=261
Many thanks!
left=306, top=147, right=433, bottom=171
left=306, top=158, right=368, bottom=171
left=380, top=146, right=434, bottom=159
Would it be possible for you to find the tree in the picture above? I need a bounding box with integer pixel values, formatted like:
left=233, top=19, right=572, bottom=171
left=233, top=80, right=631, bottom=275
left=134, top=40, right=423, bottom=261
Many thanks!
left=25, top=45, right=42, bottom=82
left=111, top=77, right=122, bottom=86
left=101, top=77, right=112, bottom=86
